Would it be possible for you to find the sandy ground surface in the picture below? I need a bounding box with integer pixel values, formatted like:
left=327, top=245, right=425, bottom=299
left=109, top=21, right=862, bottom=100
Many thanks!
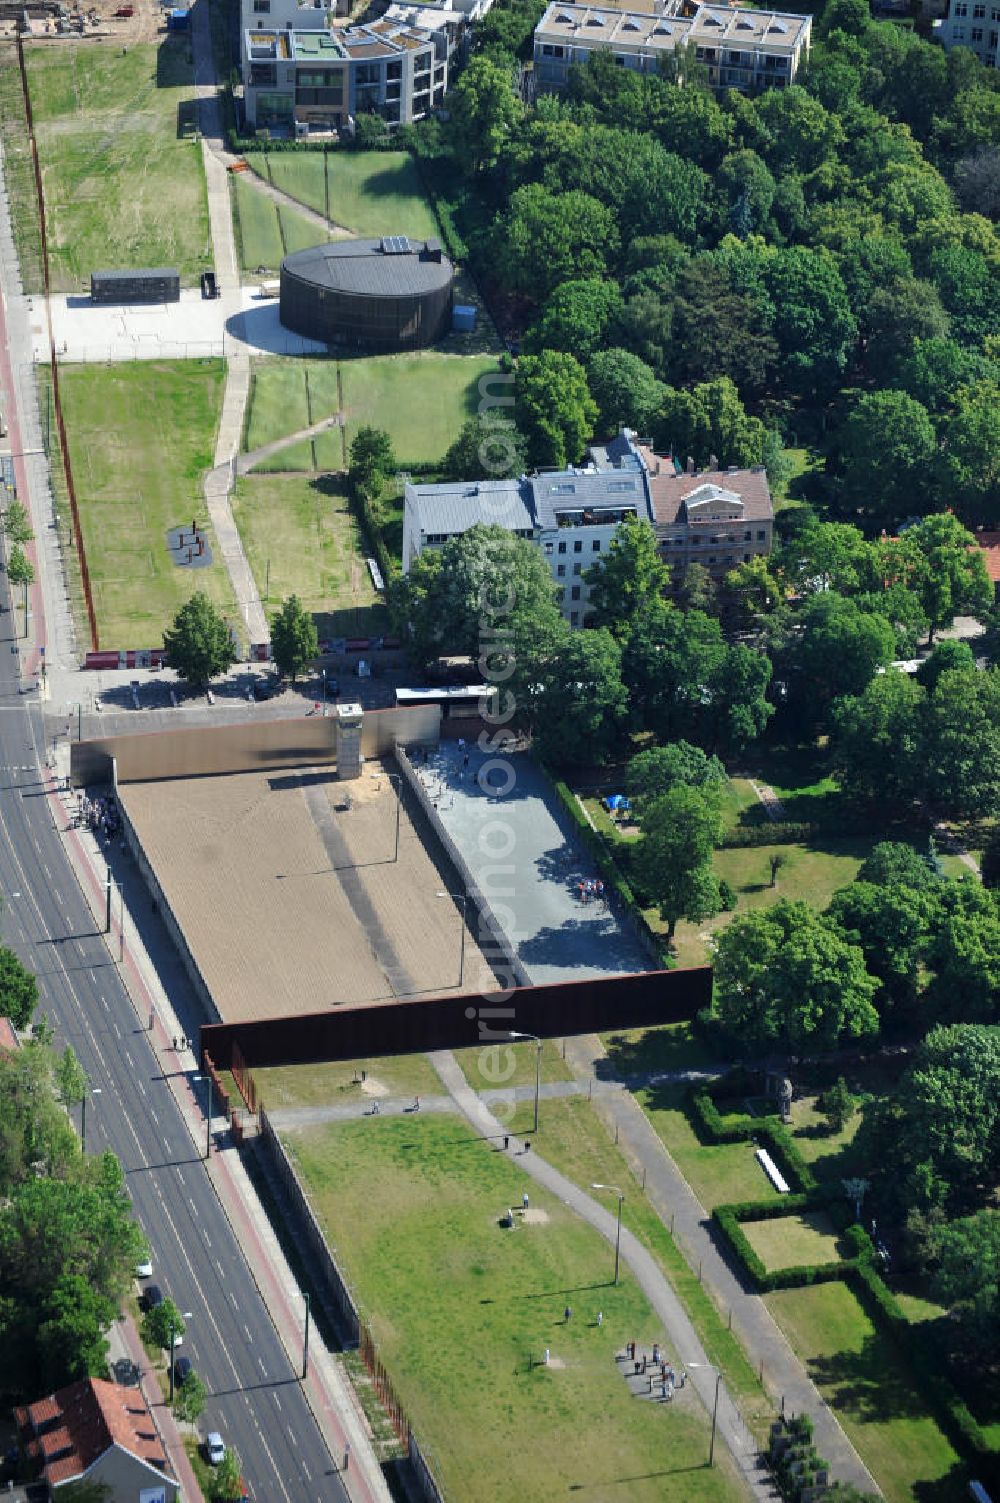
left=119, top=759, right=493, bottom=1023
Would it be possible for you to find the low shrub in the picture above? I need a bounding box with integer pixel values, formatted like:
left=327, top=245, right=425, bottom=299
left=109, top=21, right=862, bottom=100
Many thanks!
left=721, top=822, right=817, bottom=848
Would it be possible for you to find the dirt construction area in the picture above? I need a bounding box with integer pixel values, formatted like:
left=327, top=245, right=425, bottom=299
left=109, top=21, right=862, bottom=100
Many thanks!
left=119, top=759, right=496, bottom=1024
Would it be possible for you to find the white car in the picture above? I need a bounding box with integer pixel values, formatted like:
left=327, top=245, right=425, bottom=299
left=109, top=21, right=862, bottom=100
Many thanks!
left=171, top=1330, right=183, bottom=1348
left=135, top=1258, right=153, bottom=1280
left=206, top=1432, right=225, bottom=1466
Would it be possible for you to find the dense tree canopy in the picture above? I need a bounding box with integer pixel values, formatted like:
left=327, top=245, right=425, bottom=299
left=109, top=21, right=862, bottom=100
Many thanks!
left=712, top=900, right=880, bottom=1051
left=163, top=592, right=236, bottom=690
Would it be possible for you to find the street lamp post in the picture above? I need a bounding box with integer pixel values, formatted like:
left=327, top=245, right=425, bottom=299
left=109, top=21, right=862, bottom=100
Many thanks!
left=302, top=1292, right=311, bottom=1380
left=509, top=1031, right=542, bottom=1134
left=385, top=771, right=402, bottom=863
left=80, top=1087, right=102, bottom=1153
left=168, top=1311, right=193, bottom=1403
left=684, top=1361, right=723, bottom=1466
left=436, top=890, right=467, bottom=988
left=193, top=1073, right=214, bottom=1159
left=591, top=1183, right=624, bottom=1286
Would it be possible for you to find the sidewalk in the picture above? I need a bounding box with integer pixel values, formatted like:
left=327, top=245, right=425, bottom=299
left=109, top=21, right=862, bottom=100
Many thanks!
left=190, top=0, right=268, bottom=650
left=42, top=770, right=392, bottom=1503
left=107, top=1315, right=203, bottom=1503
left=562, top=1034, right=881, bottom=1497
left=429, top=1049, right=780, bottom=1502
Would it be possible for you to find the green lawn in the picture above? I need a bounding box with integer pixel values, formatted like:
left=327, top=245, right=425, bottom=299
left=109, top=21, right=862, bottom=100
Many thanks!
left=231, top=473, right=388, bottom=640
left=742, top=1212, right=844, bottom=1272
left=27, top=39, right=211, bottom=290
left=340, top=353, right=501, bottom=465
left=287, top=1114, right=748, bottom=1503
left=599, top=1021, right=722, bottom=1078
left=246, top=150, right=441, bottom=241
left=243, top=358, right=342, bottom=457
left=59, top=360, right=234, bottom=648
left=637, top=1083, right=779, bottom=1210
left=765, top=1282, right=967, bottom=1502
left=454, top=1037, right=574, bottom=1096
left=454, top=1089, right=774, bottom=1434
left=255, top=1053, right=442, bottom=1110
left=0, top=47, right=45, bottom=292
left=232, top=174, right=325, bottom=273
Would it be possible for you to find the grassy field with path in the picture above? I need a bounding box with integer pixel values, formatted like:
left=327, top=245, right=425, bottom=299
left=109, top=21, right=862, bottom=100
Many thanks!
left=27, top=39, right=210, bottom=290
left=59, top=360, right=234, bottom=648
left=255, top=1053, right=441, bottom=1109
left=245, top=150, right=440, bottom=241
left=232, top=473, right=388, bottom=640
left=232, top=173, right=330, bottom=273
left=287, top=1113, right=748, bottom=1503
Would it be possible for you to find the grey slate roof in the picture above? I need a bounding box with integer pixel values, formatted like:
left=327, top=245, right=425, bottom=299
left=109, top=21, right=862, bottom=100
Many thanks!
left=281, top=238, right=453, bottom=297
left=528, top=467, right=652, bottom=529
left=407, top=478, right=536, bottom=538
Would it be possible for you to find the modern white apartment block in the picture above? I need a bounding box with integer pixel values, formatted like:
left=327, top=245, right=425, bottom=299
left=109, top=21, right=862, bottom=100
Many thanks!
left=938, top=0, right=1000, bottom=65
left=533, top=0, right=812, bottom=93
left=242, top=15, right=451, bottom=131
left=403, top=432, right=774, bottom=626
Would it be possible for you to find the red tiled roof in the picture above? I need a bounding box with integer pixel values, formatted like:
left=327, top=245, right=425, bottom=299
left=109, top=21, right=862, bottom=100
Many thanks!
left=977, top=531, right=1000, bottom=584
left=21, top=1378, right=170, bottom=1488
left=635, top=444, right=773, bottom=526
left=0, top=1016, right=18, bottom=1052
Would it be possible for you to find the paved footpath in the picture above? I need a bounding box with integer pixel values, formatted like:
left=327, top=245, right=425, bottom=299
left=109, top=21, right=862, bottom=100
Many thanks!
left=562, top=1035, right=881, bottom=1497
left=429, top=1049, right=781, bottom=1502
left=190, top=0, right=269, bottom=648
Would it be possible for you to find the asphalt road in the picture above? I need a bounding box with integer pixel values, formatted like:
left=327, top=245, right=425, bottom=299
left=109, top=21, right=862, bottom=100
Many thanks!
left=0, top=600, right=348, bottom=1499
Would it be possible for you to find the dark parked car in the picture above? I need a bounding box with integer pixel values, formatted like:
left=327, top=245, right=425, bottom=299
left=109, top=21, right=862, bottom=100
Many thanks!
left=143, top=1284, right=163, bottom=1311
left=252, top=678, right=275, bottom=701
left=173, top=1355, right=192, bottom=1385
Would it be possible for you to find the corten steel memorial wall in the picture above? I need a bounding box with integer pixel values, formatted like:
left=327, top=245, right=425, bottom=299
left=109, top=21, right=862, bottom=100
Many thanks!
left=200, top=965, right=712, bottom=1071
left=70, top=704, right=442, bottom=787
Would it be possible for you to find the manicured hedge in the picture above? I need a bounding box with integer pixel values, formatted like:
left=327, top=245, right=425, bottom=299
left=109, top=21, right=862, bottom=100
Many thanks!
left=687, top=1085, right=818, bottom=1193
left=846, top=1262, right=995, bottom=1464
left=721, top=821, right=817, bottom=848
left=697, top=1074, right=1000, bottom=1477
left=347, top=479, right=398, bottom=587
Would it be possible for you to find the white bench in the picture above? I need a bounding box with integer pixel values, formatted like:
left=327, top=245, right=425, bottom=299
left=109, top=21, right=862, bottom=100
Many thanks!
left=755, top=1146, right=790, bottom=1194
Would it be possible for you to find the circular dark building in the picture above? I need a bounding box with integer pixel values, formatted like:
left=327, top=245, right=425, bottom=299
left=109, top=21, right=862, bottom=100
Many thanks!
left=279, top=235, right=454, bottom=353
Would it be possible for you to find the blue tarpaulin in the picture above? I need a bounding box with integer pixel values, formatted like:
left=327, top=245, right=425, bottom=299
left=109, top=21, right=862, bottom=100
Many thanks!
left=603, top=794, right=631, bottom=812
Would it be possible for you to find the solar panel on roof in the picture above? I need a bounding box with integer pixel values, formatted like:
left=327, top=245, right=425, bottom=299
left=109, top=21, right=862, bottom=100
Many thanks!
left=380, top=235, right=411, bottom=254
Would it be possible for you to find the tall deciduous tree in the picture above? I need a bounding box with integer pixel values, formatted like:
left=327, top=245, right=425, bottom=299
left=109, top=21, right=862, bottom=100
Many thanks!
left=585, top=516, right=669, bottom=640
left=712, top=900, right=879, bottom=1051
left=586, top=349, right=664, bottom=438
left=499, top=185, right=618, bottom=303
left=392, top=524, right=561, bottom=665
left=634, top=785, right=724, bottom=943
left=857, top=1024, right=1000, bottom=1216
left=163, top=592, right=235, bottom=690
left=270, top=595, right=318, bottom=685
left=899, top=510, right=993, bottom=642
left=450, top=55, right=523, bottom=174
left=626, top=741, right=726, bottom=805
left=0, top=946, right=39, bottom=1030
left=441, top=412, right=528, bottom=483
left=523, top=279, right=623, bottom=362
left=514, top=351, right=597, bottom=469
left=653, top=376, right=767, bottom=470
left=836, top=390, right=938, bottom=527
left=528, top=627, right=627, bottom=767
left=832, top=670, right=924, bottom=812
left=786, top=593, right=896, bottom=722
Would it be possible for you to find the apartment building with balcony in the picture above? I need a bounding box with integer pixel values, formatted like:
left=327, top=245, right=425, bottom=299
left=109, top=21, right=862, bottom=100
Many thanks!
left=403, top=431, right=774, bottom=626
left=939, top=0, right=1000, bottom=66
left=533, top=0, right=811, bottom=93
left=242, top=15, right=450, bottom=131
